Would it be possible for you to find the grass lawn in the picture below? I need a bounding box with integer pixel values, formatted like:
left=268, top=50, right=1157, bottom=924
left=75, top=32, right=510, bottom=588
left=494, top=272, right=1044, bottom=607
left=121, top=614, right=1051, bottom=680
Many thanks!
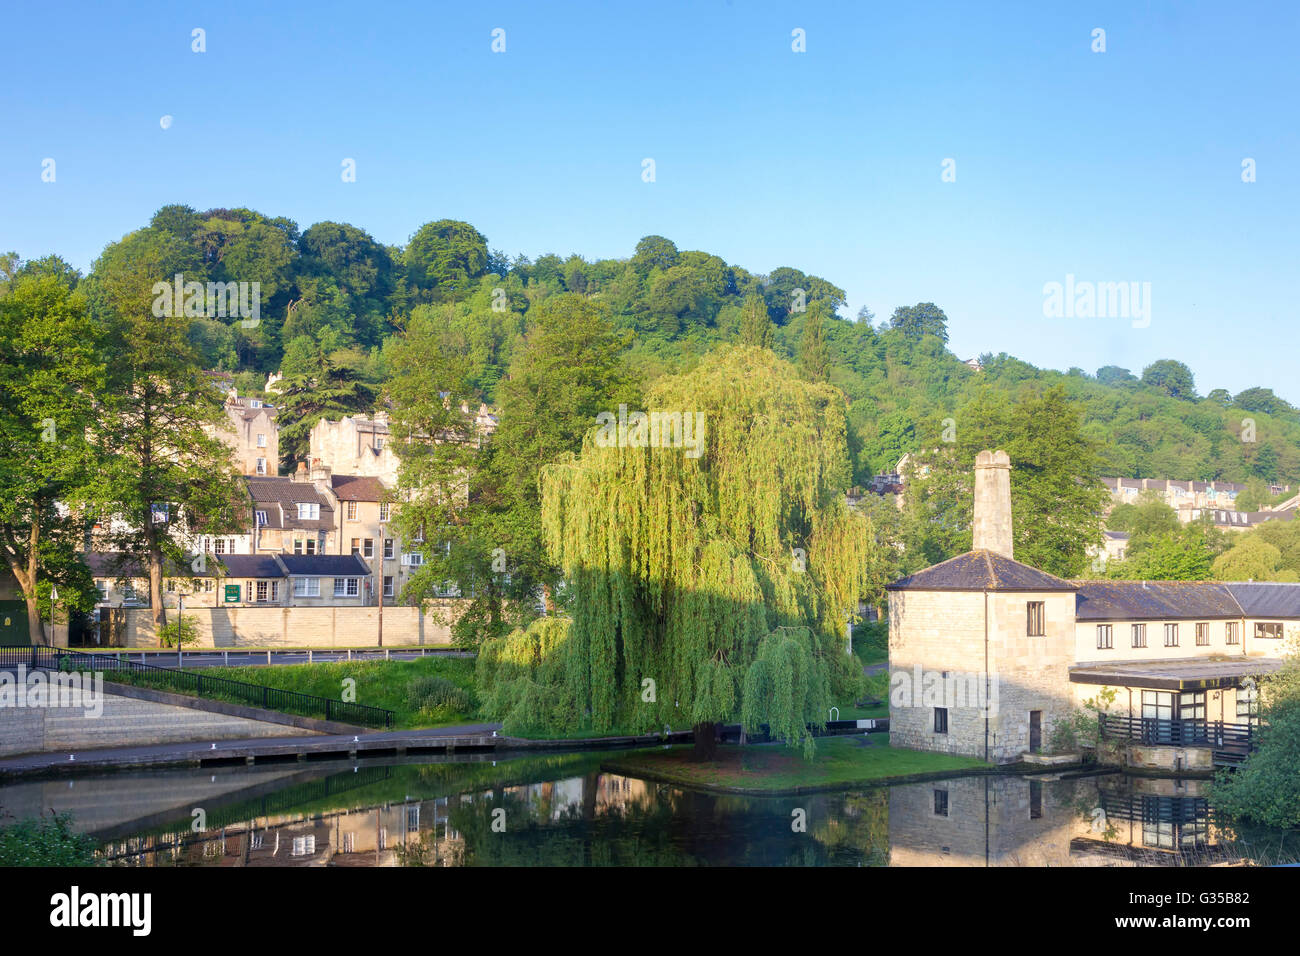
left=101, top=656, right=479, bottom=730
left=601, top=734, right=987, bottom=793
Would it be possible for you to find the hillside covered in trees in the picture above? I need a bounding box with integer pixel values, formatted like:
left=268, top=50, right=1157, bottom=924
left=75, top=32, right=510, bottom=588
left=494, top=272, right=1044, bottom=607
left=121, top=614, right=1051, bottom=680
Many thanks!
left=6, top=203, right=1298, bottom=491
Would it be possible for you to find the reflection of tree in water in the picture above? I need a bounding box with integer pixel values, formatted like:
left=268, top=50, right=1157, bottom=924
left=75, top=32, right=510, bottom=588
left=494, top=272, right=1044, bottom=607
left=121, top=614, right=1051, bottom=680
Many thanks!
left=435, top=776, right=889, bottom=867
left=810, top=792, right=889, bottom=867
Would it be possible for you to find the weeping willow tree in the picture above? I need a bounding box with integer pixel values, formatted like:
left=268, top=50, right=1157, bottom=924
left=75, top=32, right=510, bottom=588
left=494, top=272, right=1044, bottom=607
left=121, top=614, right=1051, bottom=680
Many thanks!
left=540, top=345, right=870, bottom=759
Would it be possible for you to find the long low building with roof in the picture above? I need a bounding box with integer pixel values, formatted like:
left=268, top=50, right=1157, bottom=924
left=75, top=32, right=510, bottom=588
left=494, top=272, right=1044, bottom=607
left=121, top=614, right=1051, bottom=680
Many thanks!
left=887, top=451, right=1289, bottom=767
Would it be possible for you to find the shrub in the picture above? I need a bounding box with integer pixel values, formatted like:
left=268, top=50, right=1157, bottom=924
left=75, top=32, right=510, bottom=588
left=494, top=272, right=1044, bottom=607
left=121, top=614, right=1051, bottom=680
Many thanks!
left=158, top=615, right=199, bottom=648
left=405, top=675, right=473, bottom=715
left=0, top=812, right=100, bottom=867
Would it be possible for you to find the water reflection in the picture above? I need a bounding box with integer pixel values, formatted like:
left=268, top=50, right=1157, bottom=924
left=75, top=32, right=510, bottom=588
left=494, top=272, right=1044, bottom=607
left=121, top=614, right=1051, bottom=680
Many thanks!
left=0, top=751, right=1288, bottom=867
left=890, top=774, right=1237, bottom=867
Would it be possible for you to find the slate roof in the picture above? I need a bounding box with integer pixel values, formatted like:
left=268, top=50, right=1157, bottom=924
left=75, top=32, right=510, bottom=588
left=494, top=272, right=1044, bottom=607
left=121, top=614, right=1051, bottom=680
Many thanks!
left=83, top=552, right=214, bottom=578
left=1073, top=581, right=1243, bottom=621
left=215, top=555, right=284, bottom=579
left=885, top=550, right=1077, bottom=592
left=245, top=477, right=334, bottom=531
left=330, top=475, right=388, bottom=501
left=278, top=554, right=371, bottom=577
left=1222, top=582, right=1300, bottom=618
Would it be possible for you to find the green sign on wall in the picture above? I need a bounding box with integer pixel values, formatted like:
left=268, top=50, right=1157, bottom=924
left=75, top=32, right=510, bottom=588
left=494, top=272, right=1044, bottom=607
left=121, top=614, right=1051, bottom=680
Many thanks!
left=224, top=584, right=241, bottom=603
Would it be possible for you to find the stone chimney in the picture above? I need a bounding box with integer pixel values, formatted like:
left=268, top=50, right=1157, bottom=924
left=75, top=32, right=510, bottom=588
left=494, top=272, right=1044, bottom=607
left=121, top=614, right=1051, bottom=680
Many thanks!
left=973, top=449, right=1013, bottom=559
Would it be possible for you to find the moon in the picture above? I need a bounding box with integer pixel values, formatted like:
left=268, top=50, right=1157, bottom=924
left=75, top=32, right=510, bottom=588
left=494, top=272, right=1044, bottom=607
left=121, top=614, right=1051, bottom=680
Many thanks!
left=160, top=115, right=173, bottom=130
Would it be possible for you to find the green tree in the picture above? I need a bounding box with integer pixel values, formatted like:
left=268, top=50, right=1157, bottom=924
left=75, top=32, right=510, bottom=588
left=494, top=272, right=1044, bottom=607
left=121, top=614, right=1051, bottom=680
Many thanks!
left=1211, top=647, right=1300, bottom=829
left=540, top=346, right=870, bottom=759
left=1141, top=359, right=1196, bottom=400
left=404, top=220, right=489, bottom=301
left=798, top=302, right=831, bottom=381
left=738, top=294, right=774, bottom=349
left=888, top=302, right=949, bottom=343
left=0, top=264, right=104, bottom=642
left=87, top=229, right=247, bottom=632
left=902, top=385, right=1107, bottom=576
left=477, top=294, right=639, bottom=629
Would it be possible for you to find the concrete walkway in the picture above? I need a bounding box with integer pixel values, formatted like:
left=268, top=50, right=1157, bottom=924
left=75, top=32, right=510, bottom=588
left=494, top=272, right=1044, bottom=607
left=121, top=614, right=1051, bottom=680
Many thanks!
left=0, top=722, right=506, bottom=780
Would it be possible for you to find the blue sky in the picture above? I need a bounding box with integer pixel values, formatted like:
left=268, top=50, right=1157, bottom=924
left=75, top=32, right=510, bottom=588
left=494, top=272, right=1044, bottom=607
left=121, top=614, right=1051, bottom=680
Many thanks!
left=2, top=1, right=1297, bottom=401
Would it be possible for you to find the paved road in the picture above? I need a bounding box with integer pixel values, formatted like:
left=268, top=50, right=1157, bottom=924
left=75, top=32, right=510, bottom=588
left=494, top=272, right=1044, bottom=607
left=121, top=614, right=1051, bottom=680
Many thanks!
left=62, top=648, right=472, bottom=669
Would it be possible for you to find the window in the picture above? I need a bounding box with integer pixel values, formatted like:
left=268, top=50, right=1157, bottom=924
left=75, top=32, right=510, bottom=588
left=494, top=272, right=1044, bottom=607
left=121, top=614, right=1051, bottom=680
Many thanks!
left=346, top=501, right=357, bottom=521
left=255, top=458, right=266, bottom=475
left=1096, top=624, right=1113, bottom=649
left=403, top=552, right=424, bottom=567
left=1141, top=690, right=1172, bottom=721
left=1163, top=623, right=1179, bottom=647
left=248, top=399, right=262, bottom=409
left=121, top=584, right=137, bottom=603
left=1195, top=622, right=1209, bottom=646
left=1225, top=621, right=1240, bottom=645
left=1026, top=602, right=1045, bottom=636
left=934, top=707, right=948, bottom=734
left=95, top=580, right=109, bottom=602
left=291, top=835, right=315, bottom=857
left=350, top=537, right=361, bottom=555
left=375, top=437, right=384, bottom=451
left=363, top=538, right=374, bottom=559
left=383, top=576, right=394, bottom=599
left=1131, top=623, right=1147, bottom=648
left=256, top=581, right=268, bottom=603
left=214, top=538, right=227, bottom=554
left=1237, top=685, right=1258, bottom=719
left=297, top=502, right=319, bottom=520
left=255, top=510, right=268, bottom=526
left=256, top=433, right=266, bottom=448
left=379, top=503, right=391, bottom=522
left=294, top=578, right=320, bottom=597
left=933, top=789, right=948, bottom=817
left=294, top=538, right=317, bottom=555
left=333, top=578, right=359, bottom=597
left=1178, top=691, right=1205, bottom=721
left=1255, top=622, right=1283, bottom=640
left=383, top=538, right=394, bottom=559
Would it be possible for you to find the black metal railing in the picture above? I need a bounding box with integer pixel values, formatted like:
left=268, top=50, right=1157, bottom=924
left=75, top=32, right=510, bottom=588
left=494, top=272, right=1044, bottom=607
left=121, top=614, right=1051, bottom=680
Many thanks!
left=1, top=646, right=393, bottom=728
left=1099, top=714, right=1256, bottom=764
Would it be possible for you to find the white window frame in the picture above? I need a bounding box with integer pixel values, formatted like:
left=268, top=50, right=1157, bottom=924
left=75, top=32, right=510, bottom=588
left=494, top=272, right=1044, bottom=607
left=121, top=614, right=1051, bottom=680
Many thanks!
left=346, top=501, right=357, bottom=521
left=297, top=502, right=319, bottom=520
left=294, top=578, right=320, bottom=597
left=256, top=433, right=266, bottom=448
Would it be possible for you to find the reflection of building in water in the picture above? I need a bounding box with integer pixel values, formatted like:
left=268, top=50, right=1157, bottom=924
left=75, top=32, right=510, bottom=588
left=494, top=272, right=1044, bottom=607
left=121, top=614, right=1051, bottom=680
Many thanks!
left=100, top=772, right=651, bottom=867
left=888, top=773, right=1229, bottom=867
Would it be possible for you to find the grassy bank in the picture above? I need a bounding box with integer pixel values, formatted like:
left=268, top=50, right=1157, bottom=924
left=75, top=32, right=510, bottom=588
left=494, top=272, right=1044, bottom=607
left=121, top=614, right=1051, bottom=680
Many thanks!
left=102, top=656, right=479, bottom=730
left=601, top=735, right=986, bottom=793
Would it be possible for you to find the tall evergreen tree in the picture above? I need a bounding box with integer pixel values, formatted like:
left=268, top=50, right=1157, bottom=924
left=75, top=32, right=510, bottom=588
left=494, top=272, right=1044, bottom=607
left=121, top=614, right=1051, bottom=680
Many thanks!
left=738, top=294, right=774, bottom=349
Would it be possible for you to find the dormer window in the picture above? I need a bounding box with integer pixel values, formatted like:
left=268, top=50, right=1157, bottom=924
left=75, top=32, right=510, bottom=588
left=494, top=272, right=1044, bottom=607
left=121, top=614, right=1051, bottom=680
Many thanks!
left=297, top=502, right=320, bottom=520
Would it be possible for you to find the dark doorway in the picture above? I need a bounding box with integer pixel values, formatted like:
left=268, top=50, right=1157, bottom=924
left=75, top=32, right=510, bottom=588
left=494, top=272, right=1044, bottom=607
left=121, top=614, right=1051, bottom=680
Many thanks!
left=1029, top=710, right=1042, bottom=753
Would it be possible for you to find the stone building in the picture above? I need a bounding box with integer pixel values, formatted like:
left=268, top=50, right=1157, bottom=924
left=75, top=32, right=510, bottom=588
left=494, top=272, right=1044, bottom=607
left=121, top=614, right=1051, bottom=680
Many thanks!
left=887, top=450, right=1288, bottom=766
left=308, top=413, right=401, bottom=485
left=215, top=394, right=279, bottom=477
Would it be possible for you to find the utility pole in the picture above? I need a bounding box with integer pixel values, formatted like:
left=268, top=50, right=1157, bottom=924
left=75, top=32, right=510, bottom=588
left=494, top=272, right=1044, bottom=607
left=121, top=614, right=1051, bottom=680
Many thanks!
left=376, top=521, right=385, bottom=647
